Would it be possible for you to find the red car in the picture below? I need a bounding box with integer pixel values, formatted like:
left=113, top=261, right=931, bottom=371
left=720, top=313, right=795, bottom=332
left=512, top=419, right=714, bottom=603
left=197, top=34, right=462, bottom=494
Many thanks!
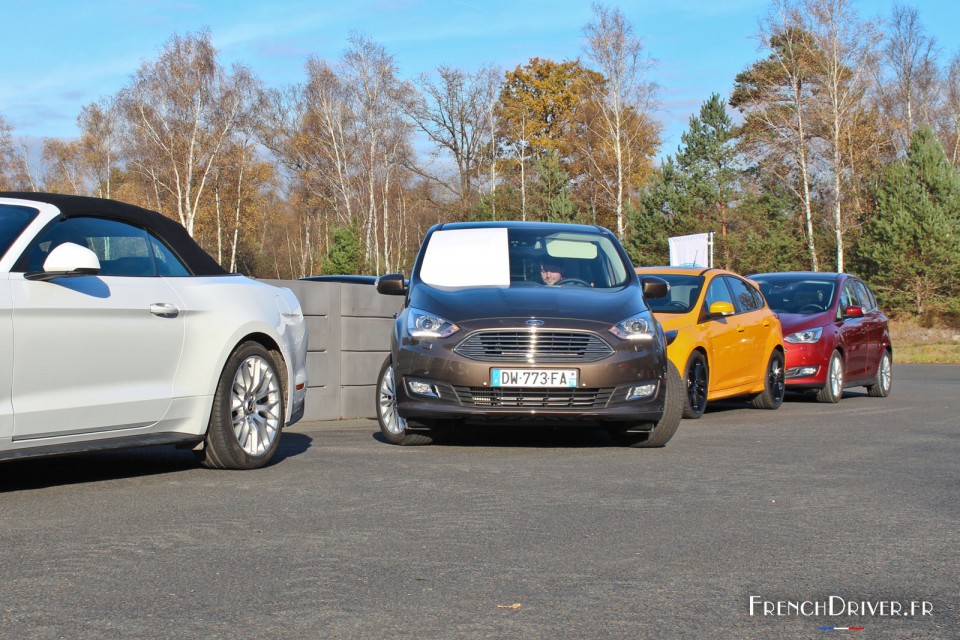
left=749, top=272, right=892, bottom=402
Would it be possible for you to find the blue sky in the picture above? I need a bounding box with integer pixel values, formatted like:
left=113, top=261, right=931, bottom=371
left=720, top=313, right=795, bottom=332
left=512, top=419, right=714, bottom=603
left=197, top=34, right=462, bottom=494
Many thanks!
left=2, top=0, right=959, bottom=155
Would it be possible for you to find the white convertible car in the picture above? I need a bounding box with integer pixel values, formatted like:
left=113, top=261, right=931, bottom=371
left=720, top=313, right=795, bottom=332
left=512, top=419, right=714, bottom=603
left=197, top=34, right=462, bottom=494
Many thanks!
left=0, top=193, right=308, bottom=469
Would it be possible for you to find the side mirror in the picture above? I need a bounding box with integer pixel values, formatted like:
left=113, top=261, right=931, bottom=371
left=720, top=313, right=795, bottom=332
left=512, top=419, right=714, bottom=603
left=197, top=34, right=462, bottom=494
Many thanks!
left=708, top=301, right=735, bottom=317
left=25, top=242, right=101, bottom=282
left=641, top=276, right=669, bottom=299
left=843, top=305, right=864, bottom=318
left=377, top=273, right=407, bottom=296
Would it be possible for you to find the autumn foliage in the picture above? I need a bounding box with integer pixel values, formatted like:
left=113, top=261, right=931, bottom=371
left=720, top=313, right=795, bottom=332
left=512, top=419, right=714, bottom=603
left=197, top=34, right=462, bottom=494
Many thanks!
left=2, top=2, right=958, bottom=316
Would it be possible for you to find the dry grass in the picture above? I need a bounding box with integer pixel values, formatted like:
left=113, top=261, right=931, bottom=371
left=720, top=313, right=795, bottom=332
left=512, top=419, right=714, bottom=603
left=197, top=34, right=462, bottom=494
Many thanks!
left=889, top=318, right=960, bottom=364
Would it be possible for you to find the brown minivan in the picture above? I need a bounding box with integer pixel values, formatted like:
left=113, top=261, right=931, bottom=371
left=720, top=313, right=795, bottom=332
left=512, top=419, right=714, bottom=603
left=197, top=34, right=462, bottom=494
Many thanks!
left=375, top=221, right=683, bottom=446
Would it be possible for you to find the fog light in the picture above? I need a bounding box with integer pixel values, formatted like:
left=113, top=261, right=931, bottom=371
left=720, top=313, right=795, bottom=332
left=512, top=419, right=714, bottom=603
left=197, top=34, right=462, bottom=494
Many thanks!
left=786, top=366, right=819, bottom=379
left=407, top=380, right=439, bottom=398
left=627, top=383, right=657, bottom=400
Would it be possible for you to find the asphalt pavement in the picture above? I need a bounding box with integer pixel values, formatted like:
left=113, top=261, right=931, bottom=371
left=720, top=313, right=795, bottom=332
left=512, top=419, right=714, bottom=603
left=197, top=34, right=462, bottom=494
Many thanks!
left=0, top=364, right=957, bottom=639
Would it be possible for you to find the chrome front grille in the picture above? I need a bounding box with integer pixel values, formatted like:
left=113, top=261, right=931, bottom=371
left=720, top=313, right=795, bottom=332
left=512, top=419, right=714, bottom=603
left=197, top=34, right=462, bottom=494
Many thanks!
left=453, top=330, right=614, bottom=362
left=453, top=387, right=614, bottom=408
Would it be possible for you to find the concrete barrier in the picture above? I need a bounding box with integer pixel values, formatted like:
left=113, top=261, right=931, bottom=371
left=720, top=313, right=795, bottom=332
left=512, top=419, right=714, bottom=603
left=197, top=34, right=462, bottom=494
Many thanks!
left=263, top=280, right=402, bottom=421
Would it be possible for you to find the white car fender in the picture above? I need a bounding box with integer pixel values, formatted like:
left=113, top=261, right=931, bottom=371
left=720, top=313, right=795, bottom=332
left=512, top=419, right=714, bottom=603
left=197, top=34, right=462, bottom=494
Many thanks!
left=163, top=276, right=307, bottom=427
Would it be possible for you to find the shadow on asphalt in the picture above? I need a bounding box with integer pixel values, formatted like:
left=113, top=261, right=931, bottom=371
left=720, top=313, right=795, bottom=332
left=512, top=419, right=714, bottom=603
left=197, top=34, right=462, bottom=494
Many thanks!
left=691, top=388, right=872, bottom=415
left=272, top=431, right=313, bottom=461
left=0, top=432, right=314, bottom=492
left=371, top=425, right=645, bottom=449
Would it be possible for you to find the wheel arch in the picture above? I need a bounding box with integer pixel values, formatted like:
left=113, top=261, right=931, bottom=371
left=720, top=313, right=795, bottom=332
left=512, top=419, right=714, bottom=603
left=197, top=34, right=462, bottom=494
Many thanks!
left=237, top=332, right=290, bottom=403
left=688, top=345, right=709, bottom=381
left=665, top=329, right=703, bottom=376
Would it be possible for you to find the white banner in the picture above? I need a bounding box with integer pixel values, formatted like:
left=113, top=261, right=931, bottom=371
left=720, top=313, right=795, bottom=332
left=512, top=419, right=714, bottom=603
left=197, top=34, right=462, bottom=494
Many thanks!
left=668, top=232, right=712, bottom=267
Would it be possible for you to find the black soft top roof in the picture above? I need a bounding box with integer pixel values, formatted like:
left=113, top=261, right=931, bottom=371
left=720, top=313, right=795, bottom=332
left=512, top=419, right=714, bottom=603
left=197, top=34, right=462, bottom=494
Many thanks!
left=0, top=192, right=226, bottom=275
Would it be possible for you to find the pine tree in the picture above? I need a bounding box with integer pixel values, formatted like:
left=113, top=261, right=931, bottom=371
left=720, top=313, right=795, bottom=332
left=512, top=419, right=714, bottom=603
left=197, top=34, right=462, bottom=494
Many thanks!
left=533, top=151, right=579, bottom=223
left=320, top=223, right=365, bottom=275
left=624, top=158, right=686, bottom=266
left=674, top=94, right=740, bottom=267
left=856, top=127, right=960, bottom=314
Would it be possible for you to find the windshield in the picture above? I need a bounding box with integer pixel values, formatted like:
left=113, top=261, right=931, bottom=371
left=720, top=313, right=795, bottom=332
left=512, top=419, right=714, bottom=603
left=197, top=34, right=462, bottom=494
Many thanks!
left=418, top=227, right=630, bottom=289
left=0, top=204, right=39, bottom=260
left=645, top=274, right=705, bottom=313
left=753, top=276, right=838, bottom=314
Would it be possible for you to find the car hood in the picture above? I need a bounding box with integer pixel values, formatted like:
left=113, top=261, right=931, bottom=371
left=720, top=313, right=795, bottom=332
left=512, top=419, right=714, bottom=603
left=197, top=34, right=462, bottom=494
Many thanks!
left=651, top=311, right=699, bottom=331
left=777, top=311, right=834, bottom=334
left=409, top=284, right=644, bottom=323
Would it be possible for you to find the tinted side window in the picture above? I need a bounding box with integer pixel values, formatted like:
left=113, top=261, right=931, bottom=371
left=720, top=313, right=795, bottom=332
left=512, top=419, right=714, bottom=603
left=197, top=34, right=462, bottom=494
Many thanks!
left=0, top=204, right=38, bottom=259
left=150, top=235, right=190, bottom=276
left=22, top=217, right=157, bottom=276
left=704, top=277, right=734, bottom=309
left=838, top=281, right=862, bottom=317
left=751, top=286, right=766, bottom=310
left=853, top=280, right=875, bottom=311
left=725, top=276, right=761, bottom=313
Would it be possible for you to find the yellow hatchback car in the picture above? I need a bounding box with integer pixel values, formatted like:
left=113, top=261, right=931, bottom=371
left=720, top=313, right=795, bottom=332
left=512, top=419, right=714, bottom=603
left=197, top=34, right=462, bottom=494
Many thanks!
left=636, top=267, right=785, bottom=418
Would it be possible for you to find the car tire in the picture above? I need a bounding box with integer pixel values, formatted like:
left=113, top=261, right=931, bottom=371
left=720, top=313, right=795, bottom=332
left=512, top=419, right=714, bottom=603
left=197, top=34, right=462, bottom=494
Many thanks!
left=376, top=356, right=433, bottom=446
left=816, top=350, right=844, bottom=403
left=751, top=349, right=785, bottom=410
left=608, top=360, right=684, bottom=448
left=682, top=351, right=709, bottom=419
left=198, top=341, right=285, bottom=470
left=867, top=350, right=892, bottom=398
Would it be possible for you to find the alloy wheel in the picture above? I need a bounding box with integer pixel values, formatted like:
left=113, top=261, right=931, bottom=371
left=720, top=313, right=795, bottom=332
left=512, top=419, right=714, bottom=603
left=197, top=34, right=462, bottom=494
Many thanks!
left=879, top=353, right=891, bottom=391
left=828, top=354, right=843, bottom=399
left=770, top=354, right=785, bottom=405
left=231, top=355, right=282, bottom=456
left=379, top=363, right=407, bottom=436
left=688, top=358, right=708, bottom=415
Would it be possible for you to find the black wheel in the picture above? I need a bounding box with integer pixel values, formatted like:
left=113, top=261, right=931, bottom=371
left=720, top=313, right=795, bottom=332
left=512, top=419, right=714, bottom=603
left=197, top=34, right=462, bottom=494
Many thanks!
left=682, top=352, right=709, bottom=419
left=751, top=350, right=785, bottom=410
left=376, top=356, right=432, bottom=445
left=867, top=350, right=892, bottom=397
left=608, top=360, right=684, bottom=448
left=198, top=341, right=285, bottom=470
left=816, top=350, right=844, bottom=403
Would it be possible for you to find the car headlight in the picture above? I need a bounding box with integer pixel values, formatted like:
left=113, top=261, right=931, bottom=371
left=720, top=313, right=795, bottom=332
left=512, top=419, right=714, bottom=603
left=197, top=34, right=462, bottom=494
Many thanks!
left=609, top=312, right=656, bottom=340
left=407, top=307, right=460, bottom=338
left=784, top=327, right=823, bottom=344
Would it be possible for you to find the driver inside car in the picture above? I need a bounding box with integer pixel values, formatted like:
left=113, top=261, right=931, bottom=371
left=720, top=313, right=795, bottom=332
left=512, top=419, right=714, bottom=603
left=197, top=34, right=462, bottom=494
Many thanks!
left=540, top=260, right=565, bottom=285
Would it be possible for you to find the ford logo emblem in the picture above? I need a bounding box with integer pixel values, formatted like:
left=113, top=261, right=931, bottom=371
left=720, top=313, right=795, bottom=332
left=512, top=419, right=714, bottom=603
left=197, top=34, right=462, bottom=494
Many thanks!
left=525, top=319, right=544, bottom=327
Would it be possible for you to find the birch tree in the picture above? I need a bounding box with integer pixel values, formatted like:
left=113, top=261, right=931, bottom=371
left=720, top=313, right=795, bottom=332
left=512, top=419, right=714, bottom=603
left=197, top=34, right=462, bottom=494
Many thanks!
left=945, top=53, right=960, bottom=168
left=582, top=3, right=659, bottom=237
left=806, top=0, right=880, bottom=272
left=0, top=116, right=32, bottom=190
left=120, top=30, right=255, bottom=237
left=731, top=0, right=822, bottom=270
left=341, top=34, right=412, bottom=272
left=41, top=139, right=87, bottom=194
left=258, top=58, right=357, bottom=227
left=406, top=64, right=502, bottom=209
left=77, top=98, right=122, bottom=198
left=878, top=4, right=939, bottom=155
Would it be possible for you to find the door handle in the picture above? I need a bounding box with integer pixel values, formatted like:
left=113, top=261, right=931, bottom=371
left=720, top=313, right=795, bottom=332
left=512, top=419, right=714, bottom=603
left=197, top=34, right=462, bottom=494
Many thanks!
left=150, top=303, right=180, bottom=318
left=762, top=320, right=770, bottom=327
left=737, top=324, right=745, bottom=333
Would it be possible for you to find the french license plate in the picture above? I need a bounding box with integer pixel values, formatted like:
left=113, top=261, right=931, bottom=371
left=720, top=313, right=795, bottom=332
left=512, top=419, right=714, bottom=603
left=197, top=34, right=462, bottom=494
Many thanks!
left=491, top=369, right=579, bottom=388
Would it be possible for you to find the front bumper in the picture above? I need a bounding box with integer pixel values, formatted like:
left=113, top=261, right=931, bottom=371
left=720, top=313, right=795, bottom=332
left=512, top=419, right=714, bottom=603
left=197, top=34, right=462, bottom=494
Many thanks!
left=393, top=335, right=667, bottom=427
left=783, top=342, right=828, bottom=388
